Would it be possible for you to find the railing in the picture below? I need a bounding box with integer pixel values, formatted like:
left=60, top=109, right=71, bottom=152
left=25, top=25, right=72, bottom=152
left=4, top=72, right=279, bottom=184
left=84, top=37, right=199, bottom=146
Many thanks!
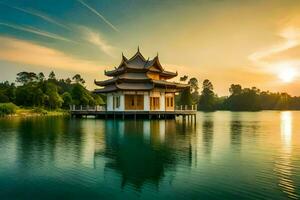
left=70, top=104, right=197, bottom=112
left=175, top=104, right=197, bottom=111
left=70, top=105, right=106, bottom=111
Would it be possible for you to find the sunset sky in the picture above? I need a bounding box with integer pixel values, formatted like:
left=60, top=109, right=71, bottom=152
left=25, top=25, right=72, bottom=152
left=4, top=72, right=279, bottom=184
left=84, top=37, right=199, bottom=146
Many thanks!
left=0, top=0, right=300, bottom=95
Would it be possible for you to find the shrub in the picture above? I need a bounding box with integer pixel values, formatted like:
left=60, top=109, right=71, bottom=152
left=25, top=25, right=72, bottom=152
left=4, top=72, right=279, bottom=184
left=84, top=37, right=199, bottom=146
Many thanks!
left=32, top=107, right=48, bottom=115
left=0, top=103, right=18, bottom=116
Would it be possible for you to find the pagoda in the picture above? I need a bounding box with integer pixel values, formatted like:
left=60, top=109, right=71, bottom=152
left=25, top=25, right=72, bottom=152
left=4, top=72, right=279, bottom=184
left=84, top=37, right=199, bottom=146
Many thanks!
left=94, top=48, right=189, bottom=112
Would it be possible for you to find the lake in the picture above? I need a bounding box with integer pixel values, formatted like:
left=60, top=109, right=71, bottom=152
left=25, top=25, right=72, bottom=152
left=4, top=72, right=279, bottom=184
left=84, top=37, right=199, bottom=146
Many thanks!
left=0, top=111, right=299, bottom=199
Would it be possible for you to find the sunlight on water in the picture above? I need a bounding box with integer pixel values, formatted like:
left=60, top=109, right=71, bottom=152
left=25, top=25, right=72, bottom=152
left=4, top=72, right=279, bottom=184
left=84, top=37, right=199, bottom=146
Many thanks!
left=275, top=111, right=299, bottom=199
left=281, top=111, right=292, bottom=148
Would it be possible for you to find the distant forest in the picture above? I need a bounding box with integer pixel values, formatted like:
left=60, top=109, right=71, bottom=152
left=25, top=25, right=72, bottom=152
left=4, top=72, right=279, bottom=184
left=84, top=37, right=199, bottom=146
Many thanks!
left=178, top=76, right=300, bottom=111
left=0, top=71, right=104, bottom=110
left=1, top=71, right=300, bottom=112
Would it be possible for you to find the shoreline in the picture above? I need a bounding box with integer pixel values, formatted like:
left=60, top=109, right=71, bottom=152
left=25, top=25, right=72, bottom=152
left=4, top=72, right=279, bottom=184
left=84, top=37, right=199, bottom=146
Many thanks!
left=0, top=108, right=69, bottom=118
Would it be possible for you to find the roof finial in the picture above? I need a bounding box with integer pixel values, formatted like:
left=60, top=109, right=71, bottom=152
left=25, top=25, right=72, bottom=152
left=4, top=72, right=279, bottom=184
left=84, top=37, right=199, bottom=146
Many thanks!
left=156, top=52, right=159, bottom=57
left=137, top=45, right=140, bottom=53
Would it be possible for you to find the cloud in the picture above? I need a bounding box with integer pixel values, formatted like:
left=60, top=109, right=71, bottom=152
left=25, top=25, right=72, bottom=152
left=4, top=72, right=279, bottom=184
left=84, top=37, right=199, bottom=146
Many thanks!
left=0, top=36, right=104, bottom=73
left=0, top=22, right=73, bottom=42
left=249, top=25, right=300, bottom=70
left=0, top=2, right=71, bottom=30
left=77, top=0, right=119, bottom=32
left=78, top=26, right=116, bottom=57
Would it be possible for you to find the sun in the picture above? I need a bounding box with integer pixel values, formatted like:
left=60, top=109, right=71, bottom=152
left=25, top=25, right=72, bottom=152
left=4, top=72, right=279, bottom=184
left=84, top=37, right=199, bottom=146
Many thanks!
left=278, top=68, right=296, bottom=83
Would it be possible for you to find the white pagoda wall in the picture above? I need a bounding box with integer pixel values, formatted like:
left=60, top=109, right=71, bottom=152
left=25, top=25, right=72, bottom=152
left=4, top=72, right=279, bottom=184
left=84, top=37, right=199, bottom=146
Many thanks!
left=107, top=94, right=113, bottom=111
left=107, top=91, right=167, bottom=111
left=106, top=92, right=124, bottom=111
left=160, top=92, right=165, bottom=111
left=144, top=92, right=150, bottom=111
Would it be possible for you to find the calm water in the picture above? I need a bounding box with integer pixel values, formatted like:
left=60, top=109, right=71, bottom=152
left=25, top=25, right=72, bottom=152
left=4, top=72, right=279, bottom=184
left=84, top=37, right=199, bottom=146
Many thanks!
left=0, top=111, right=299, bottom=199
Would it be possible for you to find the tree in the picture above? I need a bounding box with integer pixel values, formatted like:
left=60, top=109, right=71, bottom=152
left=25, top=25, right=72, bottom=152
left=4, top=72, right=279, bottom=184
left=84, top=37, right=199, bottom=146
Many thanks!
left=16, top=72, right=38, bottom=84
left=48, top=71, right=56, bottom=80
left=229, top=84, right=242, bottom=95
left=65, top=78, right=72, bottom=84
left=45, top=83, right=63, bottom=109
left=93, top=94, right=105, bottom=105
left=72, top=74, right=85, bottom=85
left=38, top=72, right=45, bottom=82
left=198, top=79, right=215, bottom=111
left=62, top=92, right=72, bottom=109
left=188, top=77, right=199, bottom=104
left=180, top=75, right=188, bottom=82
left=71, top=83, right=94, bottom=105
left=0, top=93, right=9, bottom=103
left=179, top=88, right=193, bottom=106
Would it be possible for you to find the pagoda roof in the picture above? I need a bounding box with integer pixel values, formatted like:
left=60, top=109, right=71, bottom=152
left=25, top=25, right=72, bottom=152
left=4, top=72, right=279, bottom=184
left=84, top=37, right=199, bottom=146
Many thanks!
left=152, top=80, right=189, bottom=88
left=104, top=49, right=176, bottom=78
left=94, top=48, right=189, bottom=93
left=95, top=72, right=150, bottom=86
left=94, top=82, right=154, bottom=93
left=94, top=79, right=189, bottom=93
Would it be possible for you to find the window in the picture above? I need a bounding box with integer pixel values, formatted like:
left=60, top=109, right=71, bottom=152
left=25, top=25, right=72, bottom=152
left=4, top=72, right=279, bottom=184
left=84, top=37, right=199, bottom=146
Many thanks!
left=171, top=97, right=173, bottom=107
left=125, top=95, right=144, bottom=110
left=150, top=97, right=160, bottom=110
left=113, top=96, right=120, bottom=109
left=116, top=96, right=120, bottom=108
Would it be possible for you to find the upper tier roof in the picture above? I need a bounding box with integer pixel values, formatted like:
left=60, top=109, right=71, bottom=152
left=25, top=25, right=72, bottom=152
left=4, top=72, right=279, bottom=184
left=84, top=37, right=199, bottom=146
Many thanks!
left=104, top=49, right=177, bottom=78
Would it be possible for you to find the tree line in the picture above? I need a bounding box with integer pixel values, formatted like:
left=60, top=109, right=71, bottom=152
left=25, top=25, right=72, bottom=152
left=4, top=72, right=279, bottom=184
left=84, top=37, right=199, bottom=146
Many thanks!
left=178, top=77, right=300, bottom=111
left=0, top=71, right=104, bottom=110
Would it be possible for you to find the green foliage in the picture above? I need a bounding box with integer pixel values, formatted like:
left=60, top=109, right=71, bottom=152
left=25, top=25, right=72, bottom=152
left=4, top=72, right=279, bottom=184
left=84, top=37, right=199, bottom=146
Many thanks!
left=32, top=107, right=48, bottom=115
left=62, top=92, right=73, bottom=109
left=16, top=72, right=38, bottom=84
left=71, top=83, right=95, bottom=106
left=0, top=93, right=9, bottom=103
left=0, top=81, right=16, bottom=102
left=1, top=71, right=103, bottom=111
left=198, top=79, right=215, bottom=111
left=93, top=94, right=105, bottom=105
left=48, top=71, right=56, bottom=80
left=45, top=83, right=63, bottom=109
left=224, top=86, right=261, bottom=111
left=72, top=74, right=85, bottom=85
left=0, top=103, right=18, bottom=116
left=179, top=88, right=193, bottom=106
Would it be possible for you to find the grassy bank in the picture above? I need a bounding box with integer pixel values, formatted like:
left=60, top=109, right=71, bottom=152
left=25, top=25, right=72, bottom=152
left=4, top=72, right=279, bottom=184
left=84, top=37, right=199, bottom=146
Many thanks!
left=0, top=103, right=68, bottom=118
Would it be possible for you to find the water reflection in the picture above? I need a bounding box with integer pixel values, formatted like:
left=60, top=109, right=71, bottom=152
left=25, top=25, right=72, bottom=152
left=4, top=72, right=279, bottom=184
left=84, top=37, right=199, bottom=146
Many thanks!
left=275, top=112, right=299, bottom=199
left=0, top=112, right=300, bottom=199
left=202, top=113, right=214, bottom=155
left=96, top=120, right=194, bottom=190
left=230, top=113, right=242, bottom=151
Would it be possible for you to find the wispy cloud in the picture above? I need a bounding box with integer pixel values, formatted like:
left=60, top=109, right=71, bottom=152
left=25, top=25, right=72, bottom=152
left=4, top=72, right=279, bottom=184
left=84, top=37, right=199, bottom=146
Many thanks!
left=0, top=22, right=73, bottom=42
left=248, top=24, right=300, bottom=83
left=78, top=26, right=116, bottom=57
left=0, top=36, right=103, bottom=73
left=0, top=2, right=71, bottom=30
left=249, top=27, right=300, bottom=67
left=77, top=0, right=119, bottom=32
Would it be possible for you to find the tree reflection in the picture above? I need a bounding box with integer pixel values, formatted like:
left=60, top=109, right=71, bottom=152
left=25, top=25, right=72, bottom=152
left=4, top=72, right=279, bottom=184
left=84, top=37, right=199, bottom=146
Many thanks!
left=230, top=113, right=242, bottom=151
left=15, top=117, right=86, bottom=170
left=202, top=113, right=214, bottom=155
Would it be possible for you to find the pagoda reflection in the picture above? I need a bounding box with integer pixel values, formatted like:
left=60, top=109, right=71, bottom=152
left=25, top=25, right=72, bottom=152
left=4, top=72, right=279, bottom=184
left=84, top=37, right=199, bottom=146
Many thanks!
left=95, top=119, right=195, bottom=191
